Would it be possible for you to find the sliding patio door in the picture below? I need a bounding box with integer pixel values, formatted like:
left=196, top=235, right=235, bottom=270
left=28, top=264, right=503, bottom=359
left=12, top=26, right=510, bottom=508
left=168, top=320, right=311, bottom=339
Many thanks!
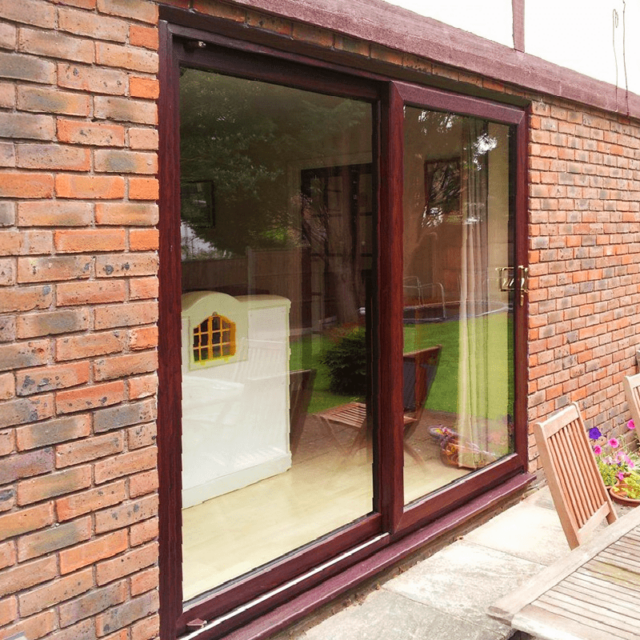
left=158, top=28, right=527, bottom=639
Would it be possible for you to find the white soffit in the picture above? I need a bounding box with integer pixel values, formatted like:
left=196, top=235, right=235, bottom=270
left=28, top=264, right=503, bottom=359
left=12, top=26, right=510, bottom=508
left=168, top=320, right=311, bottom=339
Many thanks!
left=382, top=0, right=514, bottom=48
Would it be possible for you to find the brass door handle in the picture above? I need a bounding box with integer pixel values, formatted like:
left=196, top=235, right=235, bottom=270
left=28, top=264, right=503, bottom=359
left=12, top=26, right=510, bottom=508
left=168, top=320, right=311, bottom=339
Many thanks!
left=518, top=265, right=528, bottom=307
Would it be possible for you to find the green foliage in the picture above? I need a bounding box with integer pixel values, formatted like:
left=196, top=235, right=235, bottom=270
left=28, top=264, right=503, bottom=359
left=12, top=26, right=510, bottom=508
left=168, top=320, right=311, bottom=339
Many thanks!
left=320, top=327, right=367, bottom=396
left=620, top=472, right=640, bottom=499
left=597, top=458, right=619, bottom=487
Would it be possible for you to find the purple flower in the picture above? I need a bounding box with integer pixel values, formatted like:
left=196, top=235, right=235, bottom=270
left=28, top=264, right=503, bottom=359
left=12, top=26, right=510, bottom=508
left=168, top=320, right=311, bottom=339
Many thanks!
left=628, top=419, right=636, bottom=430
left=593, top=445, right=602, bottom=455
left=588, top=427, right=602, bottom=440
left=609, top=438, right=620, bottom=449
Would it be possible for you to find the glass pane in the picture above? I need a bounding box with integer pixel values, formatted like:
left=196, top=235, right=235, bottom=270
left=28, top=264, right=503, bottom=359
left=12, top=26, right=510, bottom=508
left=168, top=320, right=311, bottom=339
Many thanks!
left=179, top=69, right=374, bottom=600
left=402, top=108, right=515, bottom=505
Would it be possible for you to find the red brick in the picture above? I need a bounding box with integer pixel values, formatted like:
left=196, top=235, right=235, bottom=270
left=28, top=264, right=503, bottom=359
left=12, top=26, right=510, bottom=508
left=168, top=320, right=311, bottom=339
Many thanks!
left=96, top=41, right=158, bottom=73
left=55, top=229, right=126, bottom=253
left=128, top=374, right=157, bottom=400
left=1, top=610, right=56, bottom=640
left=130, top=517, right=157, bottom=547
left=246, top=10, right=292, bottom=35
left=56, top=432, right=124, bottom=468
left=0, top=555, right=57, bottom=597
left=129, top=276, right=158, bottom=301
left=16, top=308, right=90, bottom=339
left=50, top=0, right=96, bottom=8
left=127, top=422, right=156, bottom=450
left=18, top=516, right=92, bottom=561
left=0, top=172, right=53, bottom=198
left=0, top=285, right=52, bottom=313
left=56, top=480, right=126, bottom=522
left=0, top=50, right=54, bottom=84
left=59, top=529, right=128, bottom=574
left=129, top=25, right=159, bottom=50
left=59, top=580, right=127, bottom=627
left=0, top=229, right=52, bottom=255
left=129, top=177, right=158, bottom=200
left=128, top=127, right=158, bottom=150
left=95, top=494, right=157, bottom=535
left=0, top=372, right=14, bottom=400
left=56, top=174, right=125, bottom=199
left=95, top=96, right=157, bottom=124
left=59, top=6, right=129, bottom=42
left=129, top=230, right=158, bottom=251
left=0, top=596, right=17, bottom=626
left=97, top=541, right=157, bottom=585
left=93, top=398, right=155, bottom=433
left=94, top=300, right=158, bottom=329
left=293, top=22, right=334, bottom=48
left=95, top=148, right=157, bottom=173
left=16, top=361, right=90, bottom=396
left=57, top=118, right=125, bottom=146
left=17, top=85, right=91, bottom=116
left=129, top=326, right=158, bottom=350
left=0, top=141, right=14, bottom=166
left=18, top=27, right=93, bottom=63
left=130, top=76, right=159, bottom=99
left=94, top=446, right=156, bottom=484
left=96, top=252, right=158, bottom=278
left=17, top=465, right=92, bottom=505
left=0, top=394, right=53, bottom=429
left=0, top=0, right=55, bottom=28
left=17, top=201, right=93, bottom=227
left=96, top=590, right=159, bottom=636
left=98, top=0, right=158, bottom=23
left=130, top=567, right=158, bottom=597
left=57, top=280, right=126, bottom=306
left=129, top=469, right=158, bottom=497
left=16, top=143, right=90, bottom=171
left=94, top=352, right=157, bottom=382
left=17, top=255, right=92, bottom=283
left=0, top=82, right=14, bottom=109
left=96, top=202, right=158, bottom=225
left=16, top=414, right=91, bottom=450
left=56, top=330, right=125, bottom=361
left=0, top=258, right=14, bottom=286
left=131, top=613, right=159, bottom=640
left=0, top=430, right=14, bottom=457
left=46, top=619, right=96, bottom=640
left=0, top=503, right=53, bottom=542
left=0, top=340, right=48, bottom=373
left=56, top=380, right=125, bottom=414
left=0, top=541, right=16, bottom=570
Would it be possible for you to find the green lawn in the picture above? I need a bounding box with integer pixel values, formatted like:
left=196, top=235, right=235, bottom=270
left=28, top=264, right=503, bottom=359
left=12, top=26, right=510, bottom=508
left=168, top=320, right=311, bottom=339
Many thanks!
left=290, top=313, right=513, bottom=417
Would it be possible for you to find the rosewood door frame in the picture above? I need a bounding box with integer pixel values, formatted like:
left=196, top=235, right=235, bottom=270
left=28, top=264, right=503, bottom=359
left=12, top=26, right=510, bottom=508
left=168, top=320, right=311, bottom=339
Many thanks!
left=158, top=16, right=530, bottom=640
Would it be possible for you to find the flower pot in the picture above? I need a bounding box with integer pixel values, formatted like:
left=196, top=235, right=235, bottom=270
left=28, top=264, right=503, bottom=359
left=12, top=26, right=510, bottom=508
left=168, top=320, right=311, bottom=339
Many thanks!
left=609, top=482, right=640, bottom=507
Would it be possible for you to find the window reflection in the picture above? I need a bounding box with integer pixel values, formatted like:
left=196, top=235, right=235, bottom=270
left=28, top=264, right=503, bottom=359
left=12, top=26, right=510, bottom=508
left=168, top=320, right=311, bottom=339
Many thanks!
left=402, top=108, right=515, bottom=505
left=179, top=69, right=374, bottom=600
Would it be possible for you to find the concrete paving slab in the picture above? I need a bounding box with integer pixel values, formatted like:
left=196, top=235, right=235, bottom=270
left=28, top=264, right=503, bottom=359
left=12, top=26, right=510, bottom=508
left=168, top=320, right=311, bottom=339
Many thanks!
left=300, top=589, right=507, bottom=640
left=384, top=540, right=543, bottom=635
left=463, top=500, right=570, bottom=566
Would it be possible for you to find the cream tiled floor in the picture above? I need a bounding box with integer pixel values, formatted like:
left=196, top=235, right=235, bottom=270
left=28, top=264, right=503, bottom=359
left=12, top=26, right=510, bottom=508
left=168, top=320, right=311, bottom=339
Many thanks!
left=182, top=413, right=469, bottom=602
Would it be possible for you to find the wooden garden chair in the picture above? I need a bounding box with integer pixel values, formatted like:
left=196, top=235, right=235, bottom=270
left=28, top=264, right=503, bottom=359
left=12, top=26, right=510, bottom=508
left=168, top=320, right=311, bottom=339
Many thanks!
left=317, top=345, right=442, bottom=463
left=289, top=368, right=316, bottom=456
left=623, top=372, right=640, bottom=437
left=533, top=402, right=617, bottom=550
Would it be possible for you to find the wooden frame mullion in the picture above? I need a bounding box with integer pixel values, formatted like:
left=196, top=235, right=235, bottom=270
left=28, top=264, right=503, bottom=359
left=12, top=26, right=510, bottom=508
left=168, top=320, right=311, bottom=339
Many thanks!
left=377, top=82, right=405, bottom=533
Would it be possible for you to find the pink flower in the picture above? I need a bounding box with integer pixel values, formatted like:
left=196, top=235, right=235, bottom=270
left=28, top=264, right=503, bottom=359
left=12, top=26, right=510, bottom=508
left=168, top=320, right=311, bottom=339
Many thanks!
left=630, top=461, right=636, bottom=469
left=628, top=420, right=636, bottom=430
left=618, top=472, right=626, bottom=481
left=609, top=438, right=620, bottom=449
left=593, top=445, right=602, bottom=455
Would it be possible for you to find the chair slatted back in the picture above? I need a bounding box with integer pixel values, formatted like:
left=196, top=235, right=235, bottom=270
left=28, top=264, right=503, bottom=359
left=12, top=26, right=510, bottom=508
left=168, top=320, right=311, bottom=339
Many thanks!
left=534, top=402, right=617, bottom=550
left=402, top=345, right=441, bottom=422
left=623, top=373, right=640, bottom=436
left=289, top=369, right=316, bottom=455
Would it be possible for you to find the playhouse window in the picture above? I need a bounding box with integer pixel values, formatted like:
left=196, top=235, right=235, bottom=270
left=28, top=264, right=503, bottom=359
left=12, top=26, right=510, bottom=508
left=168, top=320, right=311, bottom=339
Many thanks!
left=192, top=313, right=236, bottom=362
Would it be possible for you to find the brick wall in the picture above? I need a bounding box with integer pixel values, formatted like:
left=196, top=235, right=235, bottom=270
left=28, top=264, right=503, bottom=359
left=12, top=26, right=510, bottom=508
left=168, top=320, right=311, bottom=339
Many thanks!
left=0, top=0, right=161, bottom=638
left=0, top=0, right=639, bottom=638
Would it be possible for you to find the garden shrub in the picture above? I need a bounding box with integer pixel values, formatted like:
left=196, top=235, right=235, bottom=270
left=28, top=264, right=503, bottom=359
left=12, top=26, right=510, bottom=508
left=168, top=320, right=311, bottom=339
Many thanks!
left=321, top=327, right=367, bottom=396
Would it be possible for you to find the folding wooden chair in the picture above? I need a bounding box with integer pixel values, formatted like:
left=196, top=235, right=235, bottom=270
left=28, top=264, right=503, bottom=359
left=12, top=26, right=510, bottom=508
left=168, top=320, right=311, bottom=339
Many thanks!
left=533, top=402, right=617, bottom=550
left=623, top=372, right=640, bottom=437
